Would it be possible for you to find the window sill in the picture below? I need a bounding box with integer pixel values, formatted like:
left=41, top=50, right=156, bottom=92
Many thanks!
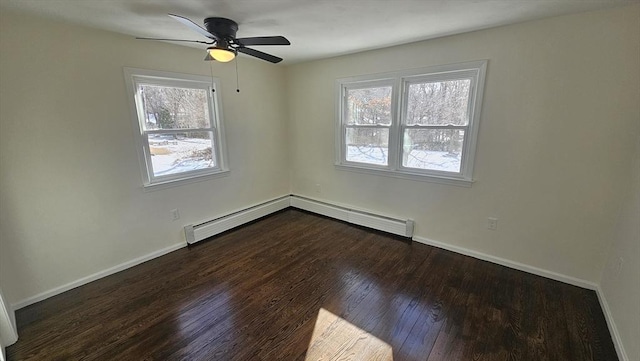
left=142, top=169, right=230, bottom=192
left=334, top=164, right=474, bottom=187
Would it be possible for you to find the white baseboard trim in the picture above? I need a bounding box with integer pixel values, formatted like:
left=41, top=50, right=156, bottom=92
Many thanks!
left=289, top=195, right=414, bottom=237
left=12, top=242, right=186, bottom=310
left=11, top=195, right=294, bottom=310
left=413, top=235, right=631, bottom=357
left=412, top=236, right=598, bottom=290
left=11, top=196, right=625, bottom=361
left=595, top=286, right=628, bottom=361
left=186, top=196, right=291, bottom=245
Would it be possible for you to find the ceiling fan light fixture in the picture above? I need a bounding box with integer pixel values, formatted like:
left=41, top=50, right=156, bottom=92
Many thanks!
left=157, top=14, right=289, bottom=63
left=207, top=46, right=236, bottom=62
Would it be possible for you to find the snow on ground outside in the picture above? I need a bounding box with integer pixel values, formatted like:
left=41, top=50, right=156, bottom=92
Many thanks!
left=149, top=136, right=213, bottom=176
left=148, top=140, right=459, bottom=177
left=347, top=146, right=461, bottom=172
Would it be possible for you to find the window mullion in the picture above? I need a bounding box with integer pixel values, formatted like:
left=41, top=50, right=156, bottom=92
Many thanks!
left=387, top=78, right=402, bottom=171
left=397, top=78, right=411, bottom=171
left=335, top=60, right=486, bottom=184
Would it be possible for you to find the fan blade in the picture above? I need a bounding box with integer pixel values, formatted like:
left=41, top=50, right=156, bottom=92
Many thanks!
left=237, top=47, right=283, bottom=63
left=136, top=37, right=213, bottom=45
left=168, top=14, right=216, bottom=40
left=235, top=36, right=290, bottom=46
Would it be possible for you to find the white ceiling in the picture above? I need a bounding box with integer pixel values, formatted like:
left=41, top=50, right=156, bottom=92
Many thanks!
left=0, top=0, right=635, bottom=64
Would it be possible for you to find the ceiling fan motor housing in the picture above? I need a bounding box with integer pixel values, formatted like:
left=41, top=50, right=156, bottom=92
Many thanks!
left=153, top=14, right=287, bottom=63
left=204, top=17, right=238, bottom=40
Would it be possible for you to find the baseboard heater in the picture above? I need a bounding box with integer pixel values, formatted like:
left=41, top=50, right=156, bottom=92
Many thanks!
left=184, top=196, right=291, bottom=245
left=185, top=195, right=415, bottom=245
left=290, top=195, right=414, bottom=238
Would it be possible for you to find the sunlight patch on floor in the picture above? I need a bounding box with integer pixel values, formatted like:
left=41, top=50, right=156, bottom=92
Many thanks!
left=305, top=308, right=393, bottom=361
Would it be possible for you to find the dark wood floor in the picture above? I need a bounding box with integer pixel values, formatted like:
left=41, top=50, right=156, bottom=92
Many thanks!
left=7, top=209, right=617, bottom=360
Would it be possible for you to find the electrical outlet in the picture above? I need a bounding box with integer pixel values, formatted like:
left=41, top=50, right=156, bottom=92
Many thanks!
left=315, top=183, right=321, bottom=194
left=171, top=209, right=180, bottom=221
left=487, top=217, right=498, bottom=231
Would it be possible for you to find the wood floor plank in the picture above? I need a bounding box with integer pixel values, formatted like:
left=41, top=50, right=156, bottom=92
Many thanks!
left=6, top=209, right=618, bottom=361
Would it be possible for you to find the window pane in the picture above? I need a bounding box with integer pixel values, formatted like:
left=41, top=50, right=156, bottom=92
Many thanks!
left=346, top=86, right=392, bottom=125
left=405, top=79, right=471, bottom=126
left=139, top=84, right=211, bottom=130
left=402, top=129, right=465, bottom=173
left=148, top=131, right=216, bottom=177
left=346, top=128, right=389, bottom=166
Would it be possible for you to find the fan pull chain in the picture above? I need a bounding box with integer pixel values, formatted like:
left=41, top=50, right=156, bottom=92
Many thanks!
left=214, top=61, right=216, bottom=93
left=235, top=58, right=240, bottom=93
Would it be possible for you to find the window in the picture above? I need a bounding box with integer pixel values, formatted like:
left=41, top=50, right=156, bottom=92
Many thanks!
left=124, top=68, right=228, bottom=187
left=336, top=61, right=487, bottom=186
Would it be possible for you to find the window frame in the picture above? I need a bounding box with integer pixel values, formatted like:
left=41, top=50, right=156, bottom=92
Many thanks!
left=335, top=60, right=487, bottom=187
left=124, top=67, right=229, bottom=189
left=341, top=78, right=398, bottom=169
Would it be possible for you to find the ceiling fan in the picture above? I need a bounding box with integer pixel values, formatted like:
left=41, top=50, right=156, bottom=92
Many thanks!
left=137, top=14, right=290, bottom=64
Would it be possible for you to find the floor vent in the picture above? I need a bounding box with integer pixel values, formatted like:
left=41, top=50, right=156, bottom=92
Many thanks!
left=290, top=196, right=414, bottom=237
left=184, top=196, right=290, bottom=245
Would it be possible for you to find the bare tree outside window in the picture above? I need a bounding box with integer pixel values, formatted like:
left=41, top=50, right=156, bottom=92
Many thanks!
left=336, top=60, right=486, bottom=184
left=138, top=84, right=216, bottom=177
left=125, top=68, right=227, bottom=187
left=345, top=86, right=392, bottom=165
left=402, top=79, right=471, bottom=172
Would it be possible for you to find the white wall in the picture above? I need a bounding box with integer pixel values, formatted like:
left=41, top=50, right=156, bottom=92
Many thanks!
left=0, top=11, right=290, bottom=306
left=286, top=5, right=640, bottom=284
left=600, top=135, right=640, bottom=361
left=0, top=4, right=638, bottom=359
left=286, top=6, right=639, bottom=358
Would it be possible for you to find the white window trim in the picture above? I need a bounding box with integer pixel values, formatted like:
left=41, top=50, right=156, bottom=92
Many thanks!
left=340, top=78, right=398, bottom=171
left=123, top=67, right=229, bottom=190
left=335, top=60, right=487, bottom=187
